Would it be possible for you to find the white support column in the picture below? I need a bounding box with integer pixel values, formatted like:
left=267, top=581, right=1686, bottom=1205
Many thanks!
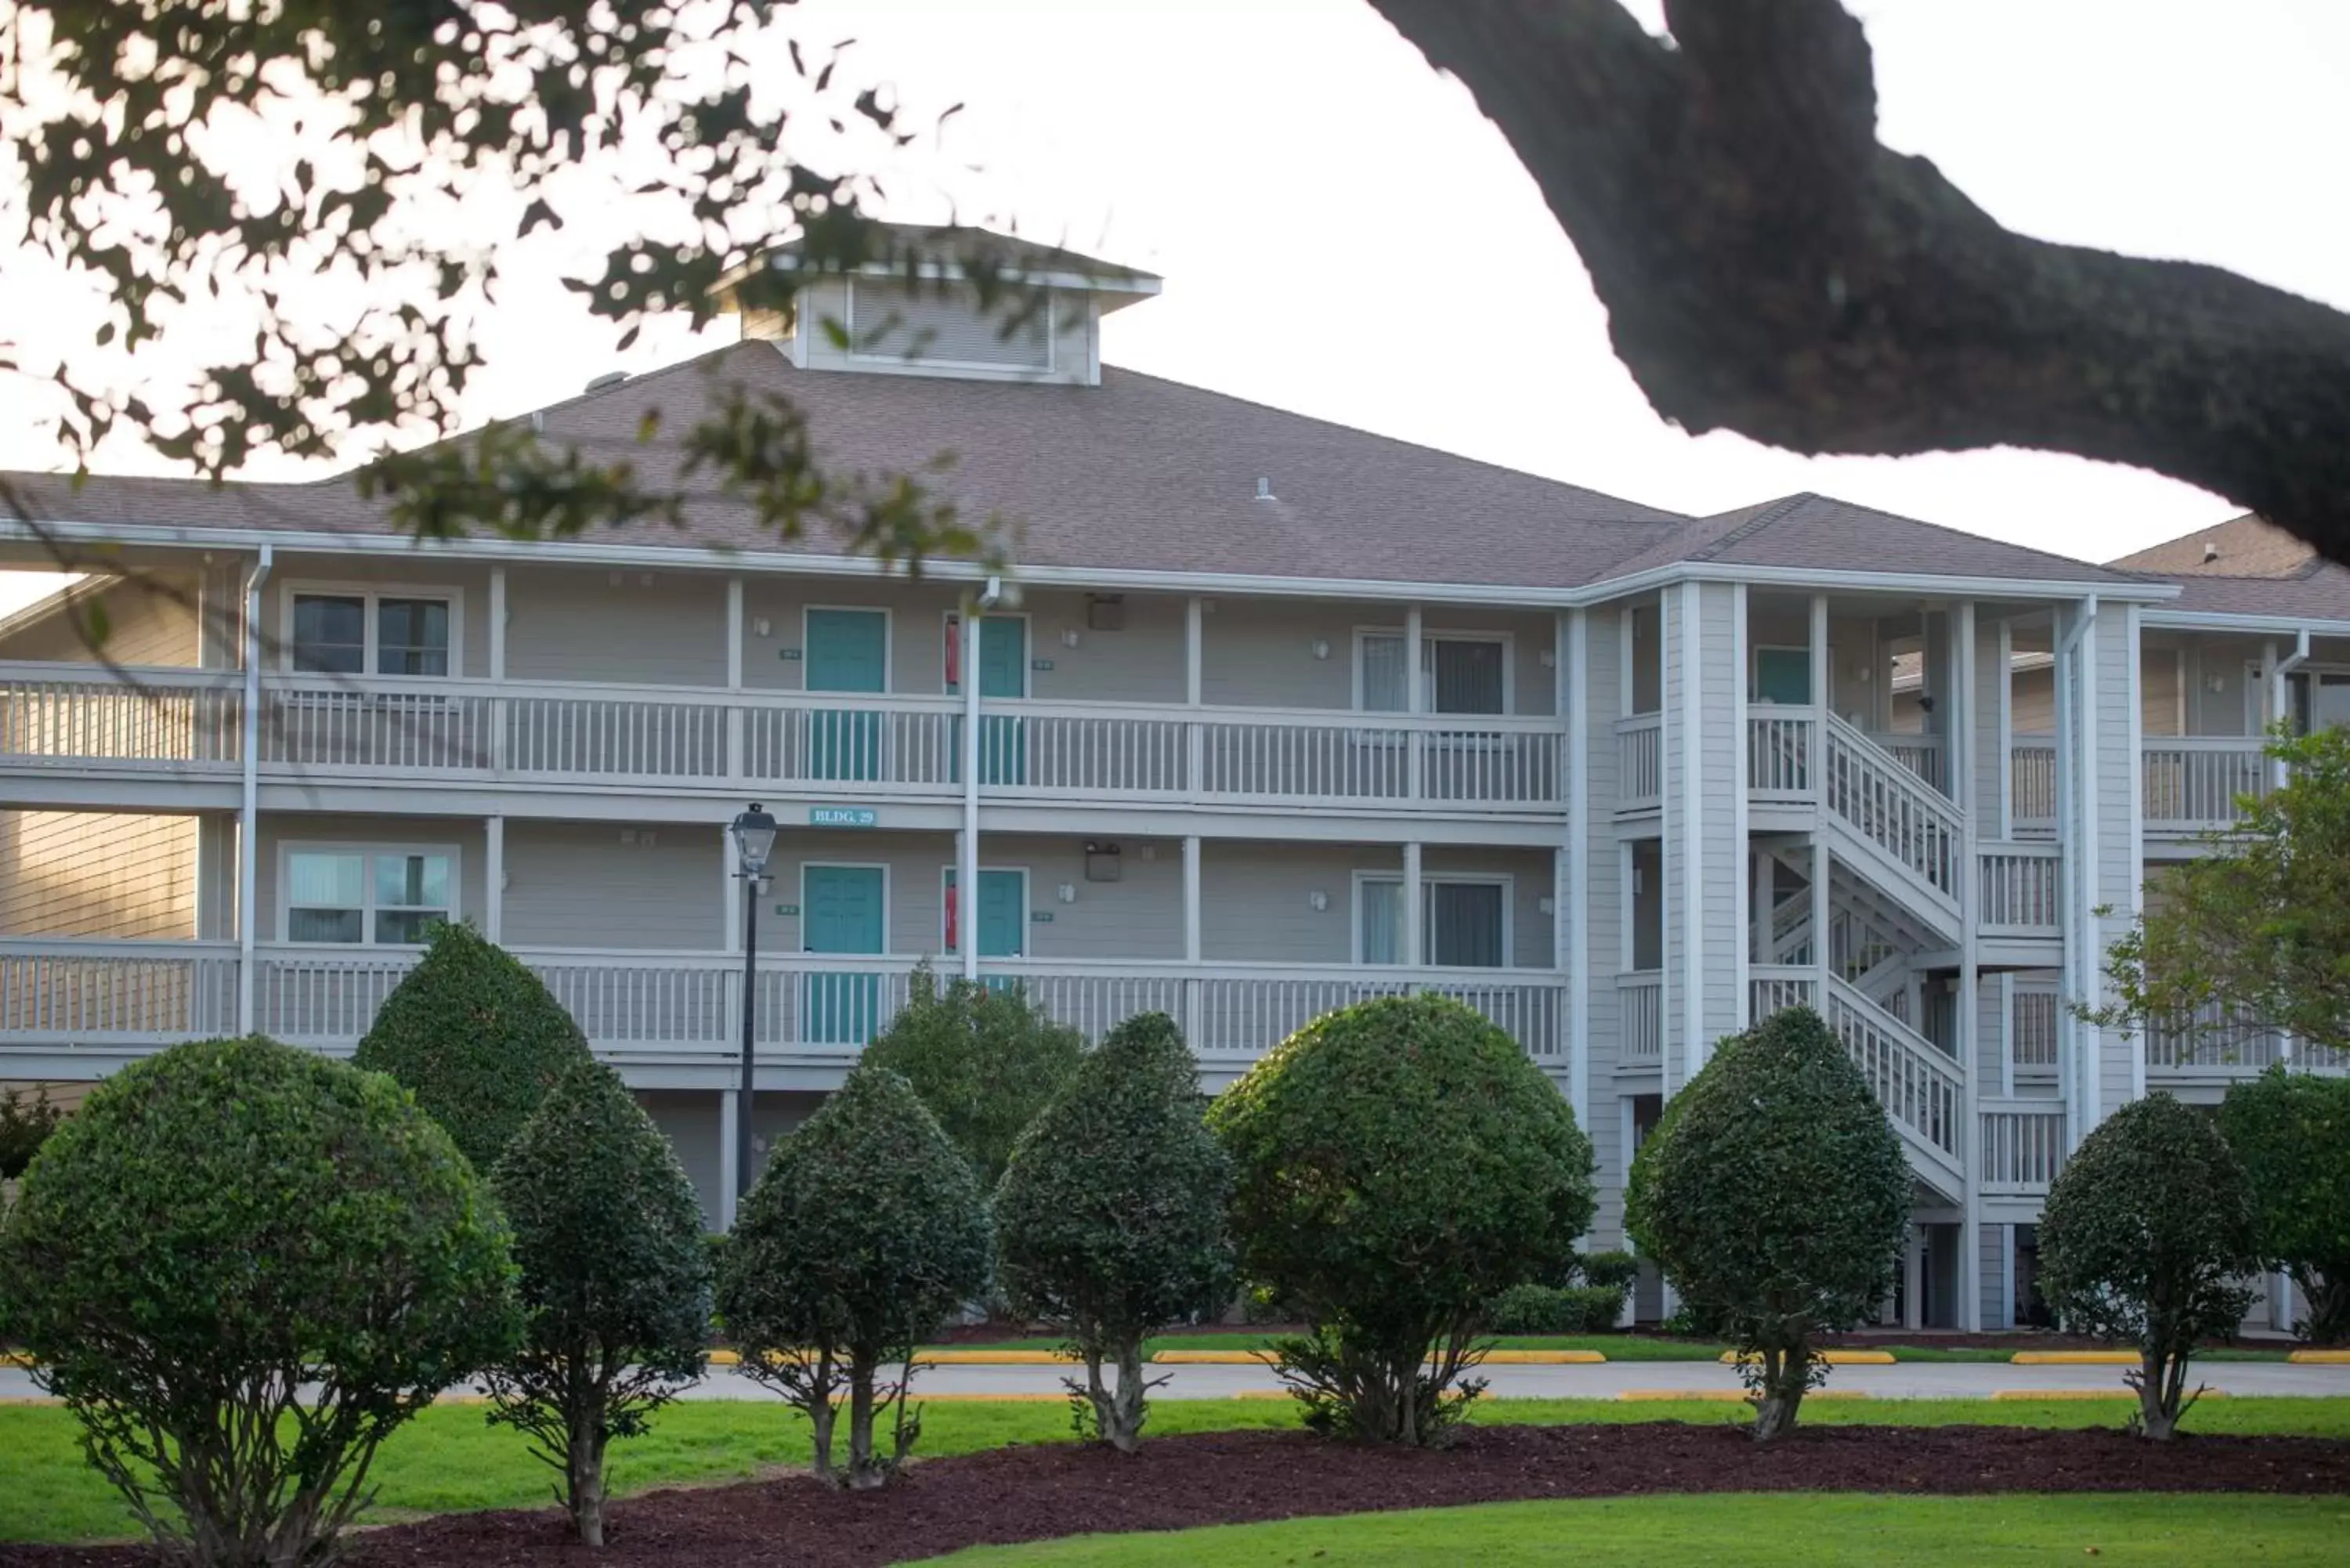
left=717, top=1088, right=742, bottom=1233
left=1401, top=840, right=1423, bottom=969
left=722, top=825, right=743, bottom=954
left=1405, top=604, right=1425, bottom=804
left=1184, top=596, right=1205, bottom=797
left=2125, top=603, right=2147, bottom=1104
left=1676, top=581, right=1705, bottom=1086
left=1565, top=609, right=1590, bottom=1127
left=1182, top=833, right=1204, bottom=1043
left=484, top=815, right=505, bottom=944
left=1813, top=835, right=1832, bottom=996
left=725, top=576, right=745, bottom=785
left=1809, top=594, right=1830, bottom=721
left=489, top=565, right=508, bottom=681
left=1957, top=600, right=1983, bottom=1330
left=1732, top=583, right=1750, bottom=1028
left=1997, top=617, right=2015, bottom=837
left=236, top=546, right=273, bottom=1036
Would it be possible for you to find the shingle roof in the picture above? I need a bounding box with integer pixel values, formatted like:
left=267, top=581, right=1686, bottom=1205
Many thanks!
left=3, top=343, right=2149, bottom=593
left=2109, top=514, right=2350, bottom=620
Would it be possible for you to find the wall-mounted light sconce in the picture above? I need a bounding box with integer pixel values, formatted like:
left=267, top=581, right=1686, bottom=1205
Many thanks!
left=1308, top=890, right=1330, bottom=912
left=1537, top=896, right=1556, bottom=915
left=2207, top=674, right=2226, bottom=694
left=1311, top=638, right=1331, bottom=660
left=1539, top=649, right=1556, bottom=668
left=1061, top=627, right=1082, bottom=649
left=1056, top=883, right=1078, bottom=905
left=753, top=616, right=772, bottom=638
left=1856, top=666, right=1874, bottom=683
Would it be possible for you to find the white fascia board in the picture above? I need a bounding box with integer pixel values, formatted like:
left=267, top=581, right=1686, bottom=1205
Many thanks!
left=2140, top=609, right=2350, bottom=635
left=764, top=255, right=1161, bottom=297
left=2, top=517, right=2178, bottom=611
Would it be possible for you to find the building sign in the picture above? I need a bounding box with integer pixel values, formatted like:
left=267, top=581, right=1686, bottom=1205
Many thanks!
left=1029, top=910, right=1054, bottom=923
left=809, top=806, right=877, bottom=828
left=774, top=903, right=799, bottom=917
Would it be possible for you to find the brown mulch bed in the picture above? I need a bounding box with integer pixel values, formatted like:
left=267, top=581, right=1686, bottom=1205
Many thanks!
left=7, top=1424, right=2348, bottom=1568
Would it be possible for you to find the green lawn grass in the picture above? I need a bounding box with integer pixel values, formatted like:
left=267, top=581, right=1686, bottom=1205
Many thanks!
left=918, top=1494, right=2350, bottom=1566
left=5, top=1396, right=2346, bottom=1547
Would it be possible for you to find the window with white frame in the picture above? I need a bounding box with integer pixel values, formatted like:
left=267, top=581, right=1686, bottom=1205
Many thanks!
left=1356, top=876, right=1509, bottom=967
left=1357, top=632, right=1509, bottom=714
left=290, top=590, right=454, bottom=676
left=286, top=847, right=455, bottom=944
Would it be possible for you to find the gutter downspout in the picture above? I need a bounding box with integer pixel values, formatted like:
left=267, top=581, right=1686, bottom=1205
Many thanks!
left=958, top=576, right=1000, bottom=982
left=237, top=544, right=274, bottom=1035
left=2054, top=595, right=2097, bottom=1147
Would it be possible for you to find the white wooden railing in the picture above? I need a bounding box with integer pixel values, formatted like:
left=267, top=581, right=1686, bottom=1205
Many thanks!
left=2142, top=738, right=2267, bottom=833
left=1823, top=974, right=1965, bottom=1177
left=1867, top=732, right=1943, bottom=792
left=1980, top=1103, right=2067, bottom=1194
left=0, top=663, right=243, bottom=770
left=1748, top=965, right=1817, bottom=1021
left=2, top=941, right=1567, bottom=1062
left=1616, top=714, right=1661, bottom=809
left=1618, top=971, right=1661, bottom=1065
left=2010, top=984, right=2060, bottom=1077
left=1823, top=713, right=1963, bottom=906
left=1979, top=844, right=2062, bottom=933
left=0, top=666, right=1567, bottom=814
left=0, top=939, right=241, bottom=1039
left=1746, top=710, right=1816, bottom=797
left=2008, top=735, right=2057, bottom=833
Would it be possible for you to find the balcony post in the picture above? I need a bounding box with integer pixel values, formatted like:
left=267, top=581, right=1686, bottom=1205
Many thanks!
left=1405, top=604, right=1425, bottom=804
left=725, top=576, right=745, bottom=786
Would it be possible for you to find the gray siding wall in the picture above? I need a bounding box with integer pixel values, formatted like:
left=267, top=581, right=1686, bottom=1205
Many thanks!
left=740, top=583, right=957, bottom=695
left=1979, top=1223, right=2009, bottom=1331
left=2181, top=634, right=2269, bottom=735
left=1659, top=583, right=1742, bottom=1089
left=638, top=1090, right=723, bottom=1232
left=0, top=575, right=203, bottom=667
left=1660, top=587, right=1690, bottom=1086
left=503, top=820, right=723, bottom=949
left=0, top=811, right=197, bottom=937
left=255, top=814, right=490, bottom=941
left=1200, top=842, right=1556, bottom=968
left=1972, top=612, right=2008, bottom=826
left=1201, top=600, right=1556, bottom=714
left=506, top=566, right=728, bottom=687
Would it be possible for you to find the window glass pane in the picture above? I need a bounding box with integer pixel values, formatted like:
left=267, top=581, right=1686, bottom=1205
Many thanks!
left=1428, top=640, right=1505, bottom=715
left=1358, top=879, right=1402, bottom=964
left=375, top=854, right=450, bottom=910
left=1430, top=882, right=1505, bottom=967
left=376, top=598, right=450, bottom=677
left=288, top=851, right=364, bottom=908
left=288, top=907, right=363, bottom=944
left=374, top=909, right=446, bottom=945
left=1359, top=635, right=1408, bottom=713
left=291, top=595, right=366, bottom=674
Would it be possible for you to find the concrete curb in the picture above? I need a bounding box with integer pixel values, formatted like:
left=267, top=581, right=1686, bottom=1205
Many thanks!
left=2287, top=1349, right=2350, bottom=1364
left=1153, top=1349, right=1609, bottom=1366
left=1717, top=1350, right=1893, bottom=1366
left=2010, top=1351, right=2140, bottom=1365
left=1618, top=1389, right=1871, bottom=1402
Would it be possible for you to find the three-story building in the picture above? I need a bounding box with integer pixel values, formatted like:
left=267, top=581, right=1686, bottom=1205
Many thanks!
left=5, top=231, right=2342, bottom=1329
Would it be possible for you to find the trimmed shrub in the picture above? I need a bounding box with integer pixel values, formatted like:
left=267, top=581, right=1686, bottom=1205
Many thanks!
left=1578, top=1250, right=1641, bottom=1294
left=716, top=1064, right=992, bottom=1488
left=1626, top=1007, right=1909, bottom=1441
left=0, top=1036, right=518, bottom=1566
left=1209, top=995, right=1595, bottom=1446
left=352, top=923, right=591, bottom=1172
left=0, top=1084, right=64, bottom=1181
left=2038, top=1093, right=2261, bottom=1438
left=862, top=963, right=1085, bottom=1189
left=1486, top=1283, right=1624, bottom=1335
left=2220, top=1068, right=2350, bottom=1344
left=486, top=1060, right=712, bottom=1545
left=996, top=1012, right=1234, bottom=1451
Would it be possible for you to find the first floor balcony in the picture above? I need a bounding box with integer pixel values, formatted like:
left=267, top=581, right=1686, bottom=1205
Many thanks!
left=0, top=939, right=1569, bottom=1074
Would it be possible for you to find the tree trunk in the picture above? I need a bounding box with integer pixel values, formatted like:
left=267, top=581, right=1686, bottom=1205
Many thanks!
left=1097, top=1339, right=1147, bottom=1454
left=845, top=1361, right=886, bottom=1490
left=807, top=1349, right=839, bottom=1483
left=1750, top=1343, right=1807, bottom=1442
left=2133, top=1349, right=2181, bottom=1440
left=569, top=1411, right=607, bottom=1548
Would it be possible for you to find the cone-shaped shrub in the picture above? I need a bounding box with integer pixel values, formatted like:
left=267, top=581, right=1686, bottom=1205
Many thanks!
left=716, top=1063, right=991, bottom=1488
left=862, top=963, right=1086, bottom=1188
left=1626, top=1006, right=1910, bottom=1442
left=353, top=923, right=591, bottom=1172
left=0, top=1036, right=519, bottom=1566
left=2039, top=1092, right=2261, bottom=1438
left=1209, top=994, right=1595, bottom=1446
left=996, top=1012, right=1233, bottom=1451
left=486, top=1060, right=712, bottom=1545
left=2220, top=1068, right=2350, bottom=1345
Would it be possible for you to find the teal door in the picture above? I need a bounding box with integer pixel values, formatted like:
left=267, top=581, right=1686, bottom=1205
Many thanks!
left=806, top=609, right=888, bottom=781
left=945, top=868, right=1025, bottom=959
left=1754, top=648, right=1812, bottom=705
left=801, top=863, right=885, bottom=1046
left=965, top=616, right=1027, bottom=786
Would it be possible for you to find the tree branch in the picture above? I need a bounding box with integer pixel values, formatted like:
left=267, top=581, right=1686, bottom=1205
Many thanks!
left=1371, top=0, right=2350, bottom=561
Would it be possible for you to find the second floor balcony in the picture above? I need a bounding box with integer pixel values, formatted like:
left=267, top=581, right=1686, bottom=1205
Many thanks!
left=0, top=662, right=1567, bottom=817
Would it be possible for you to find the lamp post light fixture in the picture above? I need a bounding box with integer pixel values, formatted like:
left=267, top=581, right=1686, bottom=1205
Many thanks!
left=729, top=802, right=779, bottom=1204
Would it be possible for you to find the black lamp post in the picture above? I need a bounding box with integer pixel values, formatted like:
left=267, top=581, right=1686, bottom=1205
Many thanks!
left=729, top=802, right=779, bottom=1204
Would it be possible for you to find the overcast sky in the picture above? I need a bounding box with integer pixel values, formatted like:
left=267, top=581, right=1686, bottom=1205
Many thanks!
left=5, top=0, right=2344, bottom=615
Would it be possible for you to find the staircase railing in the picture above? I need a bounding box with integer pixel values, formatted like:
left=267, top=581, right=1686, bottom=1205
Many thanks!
left=1824, top=974, right=1964, bottom=1174
left=1822, top=714, right=1963, bottom=906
